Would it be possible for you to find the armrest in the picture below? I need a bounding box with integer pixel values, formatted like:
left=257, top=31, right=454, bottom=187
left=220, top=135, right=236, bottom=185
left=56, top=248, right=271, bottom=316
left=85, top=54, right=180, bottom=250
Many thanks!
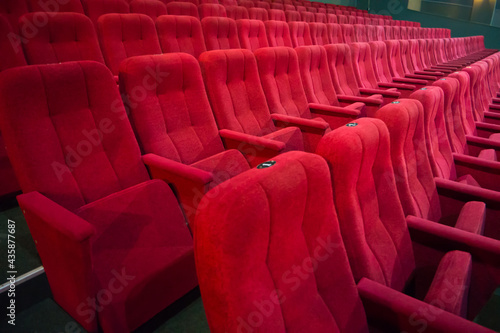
left=484, top=111, right=500, bottom=126
left=430, top=66, right=455, bottom=73
left=465, top=135, right=500, bottom=159
left=219, top=129, right=285, bottom=152
left=435, top=177, right=500, bottom=208
left=378, top=81, right=416, bottom=90
left=271, top=113, right=329, bottom=133
left=337, top=94, right=383, bottom=106
left=415, top=70, right=445, bottom=77
left=17, top=192, right=96, bottom=332
left=475, top=122, right=500, bottom=138
left=393, top=76, right=428, bottom=85
left=358, top=278, right=495, bottom=333
left=142, top=153, right=213, bottom=186
left=453, top=153, right=500, bottom=192
left=359, top=87, right=401, bottom=98
left=308, top=103, right=362, bottom=117
left=405, top=73, right=438, bottom=81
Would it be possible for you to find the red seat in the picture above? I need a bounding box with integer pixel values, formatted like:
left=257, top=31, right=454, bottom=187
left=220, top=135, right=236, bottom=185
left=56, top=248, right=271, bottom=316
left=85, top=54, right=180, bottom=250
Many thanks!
left=81, top=0, right=130, bottom=27
left=225, top=5, right=249, bottom=20
left=285, top=10, right=300, bottom=22
left=20, top=13, right=104, bottom=65
left=129, top=0, right=167, bottom=20
left=156, top=15, right=206, bottom=58
left=353, top=24, right=367, bottom=42
left=199, top=49, right=305, bottom=166
left=326, top=23, right=342, bottom=43
left=237, top=0, right=254, bottom=9
left=201, top=17, right=240, bottom=50
left=0, top=15, right=27, bottom=71
left=326, top=13, right=337, bottom=23
left=289, top=21, right=312, bottom=47
left=97, top=13, right=161, bottom=75
left=0, top=0, right=29, bottom=32
left=0, top=61, right=197, bottom=333
left=268, top=8, right=286, bottom=21
left=198, top=3, right=226, bottom=19
left=339, top=23, right=354, bottom=43
left=308, top=22, right=329, bottom=45
left=254, top=0, right=271, bottom=11
left=265, top=20, right=292, bottom=47
left=248, top=7, right=268, bottom=20
left=237, top=19, right=269, bottom=51
left=119, top=53, right=250, bottom=226
left=27, top=0, right=84, bottom=13
left=165, top=1, right=200, bottom=18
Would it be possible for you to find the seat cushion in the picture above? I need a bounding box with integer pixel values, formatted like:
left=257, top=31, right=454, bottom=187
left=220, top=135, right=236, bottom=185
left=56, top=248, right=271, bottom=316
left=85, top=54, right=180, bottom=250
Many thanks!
left=424, top=250, right=472, bottom=317
left=454, top=201, right=486, bottom=234
left=489, top=133, right=500, bottom=142
left=190, top=149, right=250, bottom=190
left=263, top=126, right=304, bottom=152
left=478, top=148, right=497, bottom=162
left=457, top=174, right=481, bottom=187
left=76, top=179, right=197, bottom=331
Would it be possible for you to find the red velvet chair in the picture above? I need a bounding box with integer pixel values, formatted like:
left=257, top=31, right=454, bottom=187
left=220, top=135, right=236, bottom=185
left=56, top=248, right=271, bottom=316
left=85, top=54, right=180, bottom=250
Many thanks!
left=201, top=17, right=240, bottom=50
left=0, top=61, right=197, bottom=333
left=20, top=13, right=104, bottom=65
left=0, top=0, right=29, bottom=32
left=199, top=48, right=304, bottom=166
left=314, top=12, right=327, bottom=24
left=295, top=45, right=364, bottom=127
left=198, top=3, right=226, bottom=19
left=81, top=0, right=130, bottom=28
left=326, top=23, right=343, bottom=43
left=97, top=14, right=161, bottom=76
left=268, top=8, right=286, bottom=21
left=195, top=150, right=494, bottom=332
left=165, top=1, right=200, bottom=18
left=374, top=99, right=490, bottom=236
left=119, top=53, right=250, bottom=227
left=265, top=20, right=292, bottom=47
left=254, top=0, right=271, bottom=11
left=308, top=22, right=329, bottom=45
left=238, top=0, right=254, bottom=9
left=339, top=23, right=354, bottom=43
left=225, top=5, right=249, bottom=20
left=324, top=44, right=384, bottom=117
left=353, top=24, right=368, bottom=42
left=326, top=13, right=337, bottom=23
left=398, top=40, right=440, bottom=83
left=289, top=21, right=312, bottom=47
left=248, top=7, right=268, bottom=20
left=129, top=0, right=167, bottom=20
left=285, top=10, right=300, bottom=22
left=236, top=19, right=269, bottom=51
left=27, top=0, right=84, bottom=13
left=300, top=10, right=314, bottom=23
left=316, top=118, right=500, bottom=324
left=156, top=15, right=206, bottom=58
left=383, top=40, right=430, bottom=89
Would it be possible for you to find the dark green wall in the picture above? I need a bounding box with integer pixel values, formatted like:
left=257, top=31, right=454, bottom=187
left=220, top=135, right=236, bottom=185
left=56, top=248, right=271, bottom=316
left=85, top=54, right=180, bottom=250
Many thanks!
left=360, top=0, right=500, bottom=49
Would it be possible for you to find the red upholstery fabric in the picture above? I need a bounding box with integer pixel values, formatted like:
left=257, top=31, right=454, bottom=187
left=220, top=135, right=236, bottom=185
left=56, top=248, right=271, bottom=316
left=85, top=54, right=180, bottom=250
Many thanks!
left=201, top=17, right=240, bottom=50
left=268, top=9, right=286, bottom=21
left=0, top=0, right=29, bottom=31
left=300, top=10, right=314, bottom=22
left=353, top=24, right=367, bottom=42
left=309, top=22, right=329, bottom=45
left=238, top=0, right=254, bottom=9
left=0, top=61, right=197, bottom=331
left=129, top=0, right=167, bottom=20
left=254, top=0, right=271, bottom=10
left=0, top=15, right=27, bottom=71
left=195, top=151, right=369, bottom=333
left=314, top=12, right=327, bottom=23
left=156, top=15, right=206, bottom=58
left=285, top=10, right=300, bottom=22
left=198, top=3, right=227, bottom=19
left=27, top=0, right=84, bottom=13
left=97, top=14, right=161, bottom=75
left=327, top=13, right=337, bottom=23
left=237, top=19, right=269, bottom=51
left=199, top=49, right=304, bottom=164
left=340, top=23, right=354, bottom=43
left=265, top=20, right=292, bottom=47
left=165, top=2, right=200, bottom=18
left=119, top=53, right=249, bottom=224
left=225, top=5, right=249, bottom=20
left=326, top=23, right=342, bottom=43
left=448, top=71, right=478, bottom=136
left=248, top=7, right=268, bottom=20
left=349, top=42, right=383, bottom=90
left=21, top=13, right=104, bottom=65
left=82, top=0, right=130, bottom=27
left=289, top=21, right=312, bottom=47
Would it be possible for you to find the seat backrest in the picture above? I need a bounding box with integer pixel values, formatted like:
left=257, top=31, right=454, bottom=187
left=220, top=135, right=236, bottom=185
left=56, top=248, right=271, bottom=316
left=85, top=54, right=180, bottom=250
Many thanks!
left=254, top=1, right=271, bottom=10
left=156, top=15, right=206, bottom=58
left=384, top=39, right=406, bottom=78
left=337, top=14, right=347, bottom=24
left=119, top=53, right=225, bottom=164
left=326, top=23, right=342, bottom=43
left=237, top=0, right=254, bottom=9
left=245, top=7, right=265, bottom=20
left=353, top=24, right=367, bottom=42
left=254, top=47, right=311, bottom=119
left=300, top=11, right=314, bottom=22
left=365, top=25, right=377, bottom=41
left=0, top=61, right=150, bottom=211
left=220, top=0, right=237, bottom=6
left=97, top=13, right=161, bottom=75
left=309, top=22, right=329, bottom=45
left=400, top=26, right=408, bottom=39
left=27, top=0, right=84, bottom=13
left=398, top=39, right=416, bottom=74
left=316, top=118, right=415, bottom=291
left=0, top=15, right=27, bottom=71
left=21, top=13, right=104, bottom=66
left=306, top=6, right=317, bottom=13
left=409, top=87, right=457, bottom=180
left=285, top=10, right=300, bottom=22
left=265, top=20, right=292, bottom=47
left=327, top=13, right=337, bottom=23
left=271, top=2, right=284, bottom=10
left=199, top=48, right=276, bottom=136
left=296, top=45, right=340, bottom=106
left=198, top=3, right=226, bottom=19
left=195, top=151, right=369, bottom=333
left=374, top=99, right=442, bottom=222
left=237, top=19, right=269, bottom=51
left=392, top=26, right=401, bottom=39
left=289, top=21, right=312, bottom=47
left=340, top=23, right=354, bottom=43
left=448, top=71, right=476, bottom=136
left=129, top=0, right=167, bottom=20
left=314, top=12, right=327, bottom=23
left=349, top=42, right=379, bottom=90
left=383, top=25, right=393, bottom=40
left=82, top=0, right=130, bottom=27
left=165, top=2, right=199, bottom=18
left=0, top=0, right=29, bottom=32
left=268, top=8, right=286, bottom=21
left=432, top=77, right=467, bottom=154
left=201, top=17, right=240, bottom=50
left=225, top=5, right=249, bottom=20
left=324, top=43, right=360, bottom=96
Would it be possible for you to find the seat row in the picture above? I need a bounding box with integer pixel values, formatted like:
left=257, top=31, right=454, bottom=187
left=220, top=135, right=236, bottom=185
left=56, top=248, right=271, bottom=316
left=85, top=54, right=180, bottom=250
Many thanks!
left=0, top=42, right=499, bottom=330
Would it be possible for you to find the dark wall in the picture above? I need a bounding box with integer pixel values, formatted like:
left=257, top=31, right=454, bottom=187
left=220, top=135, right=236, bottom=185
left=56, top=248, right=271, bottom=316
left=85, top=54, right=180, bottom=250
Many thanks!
left=360, top=0, right=500, bottom=49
